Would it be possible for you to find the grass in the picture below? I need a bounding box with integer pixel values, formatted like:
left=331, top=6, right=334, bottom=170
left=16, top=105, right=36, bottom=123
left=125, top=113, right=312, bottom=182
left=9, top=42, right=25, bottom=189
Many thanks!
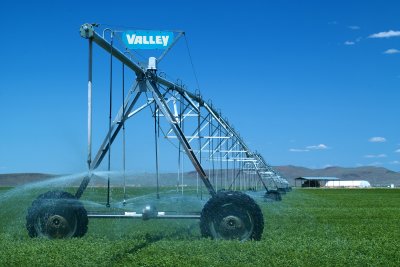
left=0, top=186, right=399, bottom=266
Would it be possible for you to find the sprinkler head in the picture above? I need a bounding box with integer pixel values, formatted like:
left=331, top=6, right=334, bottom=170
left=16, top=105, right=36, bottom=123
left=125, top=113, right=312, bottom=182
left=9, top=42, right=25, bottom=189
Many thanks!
left=142, top=205, right=158, bottom=220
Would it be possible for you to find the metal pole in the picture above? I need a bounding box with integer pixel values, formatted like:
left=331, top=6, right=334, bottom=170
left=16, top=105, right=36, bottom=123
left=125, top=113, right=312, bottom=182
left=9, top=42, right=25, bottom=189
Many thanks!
left=226, top=136, right=229, bottom=189
left=233, top=158, right=236, bottom=191
left=176, top=98, right=181, bottom=193
left=155, top=102, right=160, bottom=199
left=122, top=63, right=126, bottom=205
left=106, top=33, right=113, bottom=208
left=177, top=141, right=181, bottom=193
left=211, top=120, right=216, bottom=191
left=180, top=96, right=184, bottom=195
left=197, top=103, right=202, bottom=199
left=208, top=115, right=212, bottom=187
left=219, top=124, right=223, bottom=190
left=87, top=38, right=93, bottom=169
left=178, top=95, right=183, bottom=194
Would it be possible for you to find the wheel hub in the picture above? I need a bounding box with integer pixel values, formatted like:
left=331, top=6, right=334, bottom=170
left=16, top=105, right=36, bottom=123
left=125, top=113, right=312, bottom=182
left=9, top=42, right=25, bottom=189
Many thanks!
left=45, top=214, right=73, bottom=238
left=221, top=215, right=244, bottom=230
left=214, top=210, right=253, bottom=240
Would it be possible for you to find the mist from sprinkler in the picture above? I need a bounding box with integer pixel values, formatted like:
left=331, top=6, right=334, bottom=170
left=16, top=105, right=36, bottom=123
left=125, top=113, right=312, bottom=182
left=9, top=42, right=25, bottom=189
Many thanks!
left=0, top=171, right=211, bottom=238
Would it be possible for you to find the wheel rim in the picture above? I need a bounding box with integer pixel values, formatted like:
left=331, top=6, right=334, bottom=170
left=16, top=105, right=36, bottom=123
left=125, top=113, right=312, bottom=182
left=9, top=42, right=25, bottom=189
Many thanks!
left=210, top=203, right=254, bottom=240
left=34, top=203, right=78, bottom=239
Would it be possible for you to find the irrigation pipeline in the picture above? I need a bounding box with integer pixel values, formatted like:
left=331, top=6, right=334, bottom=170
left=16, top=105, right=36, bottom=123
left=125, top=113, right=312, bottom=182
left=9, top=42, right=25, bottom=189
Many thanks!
left=77, top=24, right=290, bottom=200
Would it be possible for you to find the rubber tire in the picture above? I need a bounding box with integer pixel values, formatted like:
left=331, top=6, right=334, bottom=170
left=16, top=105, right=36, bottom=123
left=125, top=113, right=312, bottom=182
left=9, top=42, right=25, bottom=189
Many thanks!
left=26, top=191, right=88, bottom=239
left=200, top=191, right=264, bottom=241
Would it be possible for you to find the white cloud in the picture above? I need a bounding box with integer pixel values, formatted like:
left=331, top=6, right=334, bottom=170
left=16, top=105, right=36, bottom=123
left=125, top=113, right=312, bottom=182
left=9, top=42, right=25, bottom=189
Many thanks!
left=290, top=144, right=329, bottom=152
left=369, top=30, right=400, bottom=39
left=289, top=148, right=310, bottom=152
left=390, top=160, right=400, bottom=165
left=306, top=144, right=329, bottom=150
left=395, top=149, right=400, bottom=153
left=369, top=137, right=386, bottom=143
left=364, top=154, right=387, bottom=158
left=344, top=41, right=355, bottom=45
left=384, top=49, right=400, bottom=54
left=348, top=25, right=360, bottom=30
left=368, top=161, right=383, bottom=166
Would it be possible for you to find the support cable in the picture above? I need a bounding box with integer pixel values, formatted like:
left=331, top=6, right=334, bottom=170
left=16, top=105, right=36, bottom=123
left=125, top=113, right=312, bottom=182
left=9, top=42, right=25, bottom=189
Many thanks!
left=184, top=35, right=200, bottom=91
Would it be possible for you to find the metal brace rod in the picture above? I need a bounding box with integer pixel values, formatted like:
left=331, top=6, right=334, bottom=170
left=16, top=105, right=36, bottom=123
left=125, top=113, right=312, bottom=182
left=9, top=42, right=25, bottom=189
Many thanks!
left=146, top=75, right=216, bottom=197
left=199, top=121, right=221, bottom=152
left=167, top=136, right=230, bottom=140
left=188, top=113, right=211, bottom=144
left=182, top=91, right=200, bottom=113
left=90, top=86, right=142, bottom=170
left=127, top=99, right=154, bottom=118
left=76, top=86, right=142, bottom=199
left=166, top=97, right=194, bottom=136
left=251, top=161, right=271, bottom=191
left=128, top=92, right=174, bottom=119
left=208, top=136, right=229, bottom=158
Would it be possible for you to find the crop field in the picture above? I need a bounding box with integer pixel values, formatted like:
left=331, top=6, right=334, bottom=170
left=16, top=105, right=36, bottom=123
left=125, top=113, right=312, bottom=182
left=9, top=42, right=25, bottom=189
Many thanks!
left=0, top=186, right=399, bottom=266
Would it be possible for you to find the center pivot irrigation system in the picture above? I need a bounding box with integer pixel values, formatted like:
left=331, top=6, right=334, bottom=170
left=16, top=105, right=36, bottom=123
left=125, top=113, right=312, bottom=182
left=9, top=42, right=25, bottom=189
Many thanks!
left=25, top=23, right=291, bottom=241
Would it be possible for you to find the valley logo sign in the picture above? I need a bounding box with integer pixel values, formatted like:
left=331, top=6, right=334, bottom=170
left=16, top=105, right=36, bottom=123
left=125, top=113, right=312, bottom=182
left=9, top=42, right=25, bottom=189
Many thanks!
left=122, top=31, right=174, bottom=49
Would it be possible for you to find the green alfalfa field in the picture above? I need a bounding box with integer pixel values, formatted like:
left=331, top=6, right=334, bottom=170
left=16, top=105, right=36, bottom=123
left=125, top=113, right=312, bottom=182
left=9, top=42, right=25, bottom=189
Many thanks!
left=0, top=187, right=399, bottom=266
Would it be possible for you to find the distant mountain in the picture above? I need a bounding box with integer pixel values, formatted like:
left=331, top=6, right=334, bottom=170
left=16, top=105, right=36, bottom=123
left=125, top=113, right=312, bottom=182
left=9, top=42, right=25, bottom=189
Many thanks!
left=1, top=166, right=399, bottom=187
left=0, top=173, right=55, bottom=187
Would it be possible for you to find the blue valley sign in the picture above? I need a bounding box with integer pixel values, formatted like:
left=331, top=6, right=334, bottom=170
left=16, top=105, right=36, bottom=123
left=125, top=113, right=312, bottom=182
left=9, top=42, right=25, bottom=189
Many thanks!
left=122, top=31, right=174, bottom=50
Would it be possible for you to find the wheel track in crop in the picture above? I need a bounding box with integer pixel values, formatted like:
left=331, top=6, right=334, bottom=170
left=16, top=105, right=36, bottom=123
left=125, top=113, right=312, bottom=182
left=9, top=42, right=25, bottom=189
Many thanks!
left=109, top=227, right=199, bottom=265
left=110, top=233, right=163, bottom=264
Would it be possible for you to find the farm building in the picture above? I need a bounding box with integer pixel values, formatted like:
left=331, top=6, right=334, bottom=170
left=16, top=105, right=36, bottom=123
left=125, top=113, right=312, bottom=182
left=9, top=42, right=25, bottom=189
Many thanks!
left=294, top=177, right=339, bottom=188
left=325, top=180, right=371, bottom=188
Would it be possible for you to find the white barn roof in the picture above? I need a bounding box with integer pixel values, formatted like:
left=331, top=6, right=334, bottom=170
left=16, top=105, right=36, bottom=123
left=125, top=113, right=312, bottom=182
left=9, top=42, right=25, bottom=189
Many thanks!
left=325, top=180, right=371, bottom=188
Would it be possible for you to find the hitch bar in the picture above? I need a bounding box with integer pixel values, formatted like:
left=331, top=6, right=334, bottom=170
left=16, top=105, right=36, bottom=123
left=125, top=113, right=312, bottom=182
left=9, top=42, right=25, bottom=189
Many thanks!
left=88, top=212, right=200, bottom=220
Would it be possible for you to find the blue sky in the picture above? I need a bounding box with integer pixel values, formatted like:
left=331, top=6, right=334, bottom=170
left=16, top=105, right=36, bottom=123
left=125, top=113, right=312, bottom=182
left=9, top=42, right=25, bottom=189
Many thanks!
left=0, top=0, right=399, bottom=174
